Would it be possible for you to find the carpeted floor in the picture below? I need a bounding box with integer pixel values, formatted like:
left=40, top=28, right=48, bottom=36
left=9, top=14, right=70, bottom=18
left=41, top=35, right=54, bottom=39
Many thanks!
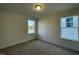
left=0, top=39, right=79, bottom=55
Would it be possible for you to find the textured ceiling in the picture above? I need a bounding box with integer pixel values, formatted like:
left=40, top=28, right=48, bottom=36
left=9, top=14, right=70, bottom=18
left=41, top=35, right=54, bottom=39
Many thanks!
left=0, top=3, right=79, bottom=18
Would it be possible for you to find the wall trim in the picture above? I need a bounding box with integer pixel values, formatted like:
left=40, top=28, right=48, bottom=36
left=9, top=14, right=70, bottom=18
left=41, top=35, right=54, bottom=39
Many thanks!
left=38, top=37, right=79, bottom=52
left=0, top=38, right=37, bottom=50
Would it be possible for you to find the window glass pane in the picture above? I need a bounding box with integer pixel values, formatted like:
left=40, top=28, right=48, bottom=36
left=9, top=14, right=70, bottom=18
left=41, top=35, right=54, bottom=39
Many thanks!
left=28, top=19, right=35, bottom=34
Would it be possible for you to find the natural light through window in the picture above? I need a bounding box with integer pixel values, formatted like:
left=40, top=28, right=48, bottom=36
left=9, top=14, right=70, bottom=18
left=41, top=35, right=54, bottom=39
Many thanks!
left=28, top=19, right=35, bottom=34
left=60, top=16, right=79, bottom=41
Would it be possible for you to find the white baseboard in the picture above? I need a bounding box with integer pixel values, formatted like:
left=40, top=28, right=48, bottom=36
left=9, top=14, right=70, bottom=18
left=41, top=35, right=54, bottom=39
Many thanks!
left=0, top=38, right=36, bottom=49
left=39, top=37, right=79, bottom=52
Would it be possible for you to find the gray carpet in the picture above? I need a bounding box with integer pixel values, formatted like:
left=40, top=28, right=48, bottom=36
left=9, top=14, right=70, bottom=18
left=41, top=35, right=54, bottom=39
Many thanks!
left=0, top=39, right=79, bottom=55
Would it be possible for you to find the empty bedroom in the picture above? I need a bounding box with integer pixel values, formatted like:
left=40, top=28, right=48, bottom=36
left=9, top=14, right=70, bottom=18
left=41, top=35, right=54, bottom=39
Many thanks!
left=0, top=3, right=79, bottom=55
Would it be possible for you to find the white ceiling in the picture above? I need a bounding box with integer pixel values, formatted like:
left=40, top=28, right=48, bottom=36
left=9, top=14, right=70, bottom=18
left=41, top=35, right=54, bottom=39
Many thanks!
left=0, top=3, right=79, bottom=18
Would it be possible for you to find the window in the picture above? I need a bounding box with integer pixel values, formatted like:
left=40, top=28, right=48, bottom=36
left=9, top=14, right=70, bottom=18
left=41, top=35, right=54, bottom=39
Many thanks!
left=28, top=19, right=35, bottom=34
left=60, top=16, right=79, bottom=41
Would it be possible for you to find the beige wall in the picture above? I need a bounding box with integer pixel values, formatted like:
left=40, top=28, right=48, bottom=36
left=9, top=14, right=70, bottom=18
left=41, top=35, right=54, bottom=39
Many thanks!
left=38, top=8, right=79, bottom=51
left=0, top=9, right=37, bottom=49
